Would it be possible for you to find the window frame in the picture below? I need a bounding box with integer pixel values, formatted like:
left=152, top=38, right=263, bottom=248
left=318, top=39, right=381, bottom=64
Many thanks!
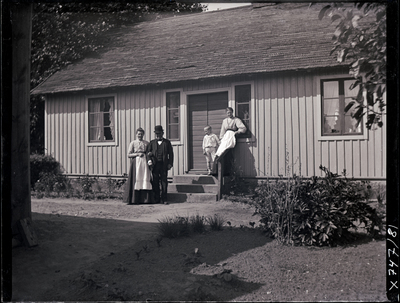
left=166, top=90, right=181, bottom=141
left=231, top=81, right=255, bottom=142
left=163, top=88, right=183, bottom=145
left=86, top=94, right=118, bottom=147
left=316, top=75, right=368, bottom=141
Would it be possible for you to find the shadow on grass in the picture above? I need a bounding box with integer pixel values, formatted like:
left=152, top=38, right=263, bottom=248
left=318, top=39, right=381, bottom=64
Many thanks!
left=337, top=231, right=386, bottom=247
left=12, top=212, right=268, bottom=302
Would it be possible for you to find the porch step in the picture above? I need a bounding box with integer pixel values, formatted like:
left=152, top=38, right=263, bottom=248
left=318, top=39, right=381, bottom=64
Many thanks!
left=173, top=174, right=217, bottom=184
left=167, top=174, right=219, bottom=202
left=187, top=170, right=210, bottom=175
left=169, top=183, right=218, bottom=194
left=167, top=192, right=218, bottom=203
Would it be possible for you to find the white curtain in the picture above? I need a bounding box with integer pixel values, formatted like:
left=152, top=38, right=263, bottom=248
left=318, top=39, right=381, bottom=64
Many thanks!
left=108, top=98, right=114, bottom=139
left=91, top=100, right=102, bottom=141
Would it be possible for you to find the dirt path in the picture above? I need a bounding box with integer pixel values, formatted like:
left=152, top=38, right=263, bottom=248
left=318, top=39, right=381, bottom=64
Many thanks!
left=11, top=197, right=387, bottom=301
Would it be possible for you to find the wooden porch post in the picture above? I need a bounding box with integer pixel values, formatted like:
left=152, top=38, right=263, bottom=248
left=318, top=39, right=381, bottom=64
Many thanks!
left=217, top=158, right=224, bottom=200
left=10, top=3, right=33, bottom=237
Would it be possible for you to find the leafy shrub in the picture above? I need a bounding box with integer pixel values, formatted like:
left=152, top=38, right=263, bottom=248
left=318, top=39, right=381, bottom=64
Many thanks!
left=31, top=154, right=71, bottom=197
left=34, top=171, right=71, bottom=197
left=226, top=158, right=255, bottom=196
left=30, top=153, right=63, bottom=189
left=104, top=172, right=128, bottom=197
left=77, top=174, right=97, bottom=194
left=252, top=166, right=384, bottom=246
left=252, top=173, right=300, bottom=244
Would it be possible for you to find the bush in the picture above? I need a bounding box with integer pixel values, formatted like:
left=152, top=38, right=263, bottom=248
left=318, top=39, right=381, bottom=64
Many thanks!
left=30, top=153, right=63, bottom=189
left=207, top=214, right=226, bottom=231
left=35, top=171, right=70, bottom=196
left=252, top=166, right=384, bottom=246
left=31, top=154, right=71, bottom=197
left=77, top=174, right=97, bottom=194
left=104, top=172, right=127, bottom=197
left=157, top=216, right=191, bottom=239
left=157, top=214, right=221, bottom=238
left=189, top=214, right=206, bottom=234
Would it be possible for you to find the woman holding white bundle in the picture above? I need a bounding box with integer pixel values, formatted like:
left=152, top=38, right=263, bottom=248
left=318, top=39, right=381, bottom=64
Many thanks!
left=124, top=127, right=153, bottom=204
left=212, top=107, right=246, bottom=174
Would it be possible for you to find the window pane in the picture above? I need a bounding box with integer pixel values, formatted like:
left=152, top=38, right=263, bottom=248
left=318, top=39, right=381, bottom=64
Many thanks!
left=235, top=85, right=251, bottom=138
left=344, top=98, right=357, bottom=115
left=89, top=96, right=115, bottom=142
left=167, top=92, right=180, bottom=108
left=169, top=125, right=179, bottom=140
left=169, top=109, right=179, bottom=124
left=237, top=103, right=249, bottom=121
left=344, top=115, right=361, bottom=133
left=323, top=81, right=339, bottom=98
left=104, top=112, right=112, bottom=126
left=89, top=113, right=102, bottom=127
left=323, top=98, right=339, bottom=116
left=235, top=85, right=251, bottom=103
left=104, top=127, right=114, bottom=140
left=89, top=99, right=101, bottom=112
left=323, top=98, right=340, bottom=134
left=90, top=127, right=101, bottom=141
left=344, top=80, right=357, bottom=97
left=323, top=116, right=341, bottom=134
left=167, top=91, right=180, bottom=140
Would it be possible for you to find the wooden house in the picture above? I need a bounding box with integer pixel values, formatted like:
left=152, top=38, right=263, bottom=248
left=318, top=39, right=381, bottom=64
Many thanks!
left=32, top=3, right=386, bottom=197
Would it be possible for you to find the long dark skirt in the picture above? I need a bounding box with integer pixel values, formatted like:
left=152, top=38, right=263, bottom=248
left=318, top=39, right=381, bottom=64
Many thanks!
left=124, top=159, right=152, bottom=204
left=211, top=148, right=233, bottom=176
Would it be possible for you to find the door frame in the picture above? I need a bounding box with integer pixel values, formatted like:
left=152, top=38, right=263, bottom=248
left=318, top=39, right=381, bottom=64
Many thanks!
left=183, top=87, right=233, bottom=173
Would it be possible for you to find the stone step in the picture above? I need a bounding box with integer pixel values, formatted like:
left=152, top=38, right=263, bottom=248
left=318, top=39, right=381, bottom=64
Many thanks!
left=187, top=170, right=210, bottom=175
left=173, top=174, right=217, bottom=185
left=167, top=192, right=218, bottom=203
left=168, top=183, right=218, bottom=194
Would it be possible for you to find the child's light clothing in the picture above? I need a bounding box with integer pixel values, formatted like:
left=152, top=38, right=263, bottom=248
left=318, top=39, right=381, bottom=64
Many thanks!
left=202, top=133, right=220, bottom=174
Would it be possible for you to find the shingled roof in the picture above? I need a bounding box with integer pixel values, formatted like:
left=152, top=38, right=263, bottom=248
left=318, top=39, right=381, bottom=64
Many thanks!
left=32, top=3, right=343, bottom=95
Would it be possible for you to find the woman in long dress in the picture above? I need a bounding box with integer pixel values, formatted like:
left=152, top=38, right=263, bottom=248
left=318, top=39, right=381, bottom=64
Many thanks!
left=212, top=107, right=247, bottom=175
left=124, top=128, right=153, bottom=204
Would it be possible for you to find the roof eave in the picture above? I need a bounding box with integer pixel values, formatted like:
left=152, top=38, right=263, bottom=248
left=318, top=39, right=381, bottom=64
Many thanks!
left=31, top=64, right=347, bottom=96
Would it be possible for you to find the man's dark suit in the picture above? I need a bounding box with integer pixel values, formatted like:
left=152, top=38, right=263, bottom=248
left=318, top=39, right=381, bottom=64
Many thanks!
left=146, top=138, right=174, bottom=203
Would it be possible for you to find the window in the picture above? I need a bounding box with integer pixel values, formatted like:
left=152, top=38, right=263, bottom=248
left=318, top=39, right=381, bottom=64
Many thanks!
left=88, top=96, right=115, bottom=142
left=321, top=79, right=362, bottom=136
left=235, top=84, right=251, bottom=138
left=167, top=91, right=180, bottom=140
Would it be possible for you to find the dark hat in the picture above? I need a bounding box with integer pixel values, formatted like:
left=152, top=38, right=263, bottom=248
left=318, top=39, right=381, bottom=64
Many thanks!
left=154, top=125, right=164, bottom=133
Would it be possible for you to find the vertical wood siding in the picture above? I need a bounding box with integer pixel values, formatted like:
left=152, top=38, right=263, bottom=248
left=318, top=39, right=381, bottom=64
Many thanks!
left=251, top=71, right=386, bottom=179
left=45, top=71, right=386, bottom=180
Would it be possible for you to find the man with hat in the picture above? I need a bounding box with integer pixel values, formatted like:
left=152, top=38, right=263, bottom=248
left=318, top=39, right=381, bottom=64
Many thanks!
left=146, top=125, right=174, bottom=204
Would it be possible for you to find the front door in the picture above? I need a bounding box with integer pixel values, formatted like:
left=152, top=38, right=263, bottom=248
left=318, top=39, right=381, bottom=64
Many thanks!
left=188, top=92, right=228, bottom=171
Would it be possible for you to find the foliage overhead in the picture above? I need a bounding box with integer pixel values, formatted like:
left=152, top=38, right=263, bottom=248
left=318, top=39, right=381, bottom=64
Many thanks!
left=31, top=1, right=206, bottom=89
left=318, top=2, right=386, bottom=130
left=30, top=1, right=206, bottom=153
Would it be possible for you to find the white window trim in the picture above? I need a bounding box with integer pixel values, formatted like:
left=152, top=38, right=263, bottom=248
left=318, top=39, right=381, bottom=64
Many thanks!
left=316, top=75, right=368, bottom=141
left=85, top=93, right=119, bottom=147
left=163, top=88, right=184, bottom=145
left=231, top=81, right=255, bottom=143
